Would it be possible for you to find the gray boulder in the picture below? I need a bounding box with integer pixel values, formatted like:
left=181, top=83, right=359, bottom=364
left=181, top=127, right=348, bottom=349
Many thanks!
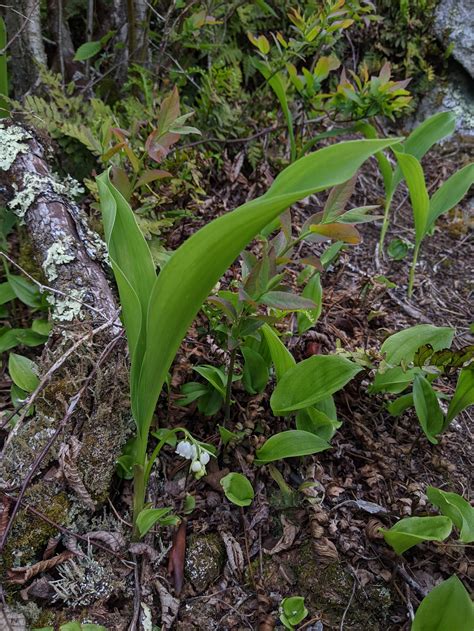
left=434, top=0, right=474, bottom=78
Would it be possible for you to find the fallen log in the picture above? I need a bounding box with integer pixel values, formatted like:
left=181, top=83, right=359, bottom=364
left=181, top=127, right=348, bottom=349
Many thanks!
left=0, top=121, right=131, bottom=578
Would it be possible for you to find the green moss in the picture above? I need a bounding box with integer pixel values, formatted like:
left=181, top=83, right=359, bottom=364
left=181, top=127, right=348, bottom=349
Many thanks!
left=292, top=542, right=393, bottom=629
left=1, top=482, right=69, bottom=577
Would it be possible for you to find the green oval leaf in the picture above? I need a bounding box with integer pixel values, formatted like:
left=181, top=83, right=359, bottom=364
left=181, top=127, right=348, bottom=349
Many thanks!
left=270, top=355, right=361, bottom=415
left=242, top=346, right=268, bottom=394
left=446, top=367, right=474, bottom=424
left=413, top=374, right=444, bottom=444
left=427, top=487, right=474, bottom=544
left=74, top=40, right=102, bottom=61
left=220, top=472, right=254, bottom=507
left=412, top=576, right=474, bottom=631
left=381, top=516, right=452, bottom=555
left=8, top=352, right=39, bottom=392
left=136, top=507, right=180, bottom=537
left=261, top=323, right=295, bottom=381
left=255, top=430, right=330, bottom=464
left=381, top=325, right=455, bottom=366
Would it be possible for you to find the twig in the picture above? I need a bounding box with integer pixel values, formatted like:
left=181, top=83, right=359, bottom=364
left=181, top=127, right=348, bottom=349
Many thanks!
left=128, top=554, right=141, bottom=631
left=339, top=577, right=357, bottom=630
left=0, top=333, right=122, bottom=552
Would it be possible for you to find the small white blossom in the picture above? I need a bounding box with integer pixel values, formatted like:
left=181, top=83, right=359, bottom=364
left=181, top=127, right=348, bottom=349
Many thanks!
left=191, top=460, right=203, bottom=473
left=199, top=451, right=210, bottom=465
left=176, top=441, right=195, bottom=459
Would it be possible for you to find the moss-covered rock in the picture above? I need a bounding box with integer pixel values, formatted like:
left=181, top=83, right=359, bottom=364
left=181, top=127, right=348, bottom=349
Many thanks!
left=185, top=533, right=225, bottom=593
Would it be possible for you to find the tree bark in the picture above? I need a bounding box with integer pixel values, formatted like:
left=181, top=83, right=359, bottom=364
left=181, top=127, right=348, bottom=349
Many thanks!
left=2, top=1, right=47, bottom=97
left=0, top=121, right=131, bottom=569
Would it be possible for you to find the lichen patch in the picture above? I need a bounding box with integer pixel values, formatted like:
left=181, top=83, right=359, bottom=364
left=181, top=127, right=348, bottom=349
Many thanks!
left=47, top=289, right=86, bottom=321
left=0, top=124, right=32, bottom=171
left=8, top=173, right=46, bottom=219
left=43, top=236, right=76, bottom=281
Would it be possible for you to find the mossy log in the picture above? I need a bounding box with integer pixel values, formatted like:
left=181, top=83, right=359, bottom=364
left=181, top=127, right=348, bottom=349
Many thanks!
left=0, top=122, right=131, bottom=576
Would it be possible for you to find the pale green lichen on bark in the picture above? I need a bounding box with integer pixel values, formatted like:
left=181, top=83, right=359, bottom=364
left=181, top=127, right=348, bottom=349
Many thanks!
left=8, top=173, right=45, bottom=218
left=47, top=289, right=86, bottom=321
left=43, top=235, right=76, bottom=281
left=0, top=123, right=32, bottom=171
left=8, top=172, right=84, bottom=221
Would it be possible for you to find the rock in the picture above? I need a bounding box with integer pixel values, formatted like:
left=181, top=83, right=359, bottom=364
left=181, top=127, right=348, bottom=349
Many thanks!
left=413, top=64, right=474, bottom=138
left=434, top=0, right=474, bottom=79
left=184, top=533, right=225, bottom=593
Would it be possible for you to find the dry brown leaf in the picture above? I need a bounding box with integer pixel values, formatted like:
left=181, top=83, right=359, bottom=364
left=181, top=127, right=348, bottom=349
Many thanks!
left=312, top=537, right=339, bottom=565
left=264, top=516, right=298, bottom=555
left=58, top=437, right=95, bottom=510
left=219, top=530, right=245, bottom=574
left=7, top=550, right=75, bottom=585
left=42, top=535, right=61, bottom=560
left=155, top=579, right=180, bottom=630
left=84, top=530, right=126, bottom=552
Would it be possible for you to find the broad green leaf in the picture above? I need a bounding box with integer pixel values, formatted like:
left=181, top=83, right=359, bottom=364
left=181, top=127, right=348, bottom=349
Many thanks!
left=427, top=163, right=474, bottom=232
left=296, top=406, right=341, bottom=441
left=297, top=272, right=322, bottom=334
left=395, top=152, right=429, bottom=244
left=255, top=430, right=330, bottom=464
left=0, top=328, right=21, bottom=353
left=381, top=516, right=452, bottom=554
left=0, top=281, right=15, bottom=305
left=392, top=111, right=456, bottom=191
left=446, top=367, right=474, bottom=424
left=242, top=346, right=268, bottom=394
left=270, top=355, right=362, bottom=415
left=258, top=291, right=316, bottom=311
left=7, top=274, right=43, bottom=308
left=261, top=323, right=295, bottom=381
left=31, top=319, right=52, bottom=336
left=413, top=374, right=444, bottom=444
left=387, top=393, right=414, bottom=416
left=8, top=353, right=39, bottom=392
left=74, top=40, right=102, bottom=61
left=427, top=487, right=474, bottom=544
left=381, top=325, right=455, bottom=365
left=132, top=139, right=399, bottom=437
left=412, top=576, right=474, bottom=631
left=370, top=366, right=417, bottom=394
left=136, top=507, right=180, bottom=537
left=96, top=170, right=156, bottom=422
left=194, top=365, right=227, bottom=397
left=220, top=472, right=254, bottom=507
left=355, top=121, right=393, bottom=194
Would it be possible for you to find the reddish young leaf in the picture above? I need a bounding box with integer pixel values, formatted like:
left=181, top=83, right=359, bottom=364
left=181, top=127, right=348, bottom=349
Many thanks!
left=168, top=519, right=187, bottom=595
left=310, top=223, right=361, bottom=244
left=145, top=130, right=180, bottom=163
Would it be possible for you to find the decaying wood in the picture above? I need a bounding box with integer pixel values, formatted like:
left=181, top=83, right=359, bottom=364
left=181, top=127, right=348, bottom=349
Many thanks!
left=0, top=122, right=131, bottom=566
